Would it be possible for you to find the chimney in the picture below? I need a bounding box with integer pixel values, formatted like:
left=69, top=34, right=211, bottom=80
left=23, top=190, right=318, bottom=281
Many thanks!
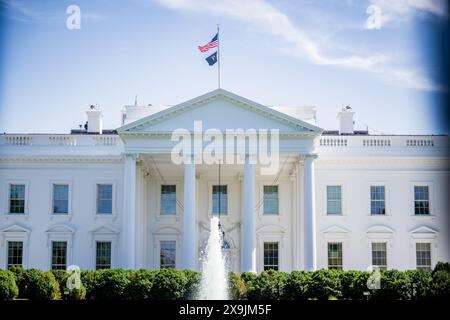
left=86, top=105, right=103, bottom=134
left=337, top=106, right=355, bottom=135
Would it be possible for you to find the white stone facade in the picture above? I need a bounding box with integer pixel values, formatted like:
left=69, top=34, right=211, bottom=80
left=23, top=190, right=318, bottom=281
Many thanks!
left=0, top=89, right=449, bottom=272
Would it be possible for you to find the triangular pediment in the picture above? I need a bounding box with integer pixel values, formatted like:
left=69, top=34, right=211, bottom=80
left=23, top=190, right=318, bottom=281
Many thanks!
left=89, top=225, right=120, bottom=235
left=117, top=89, right=322, bottom=135
left=322, top=225, right=350, bottom=234
left=1, top=223, right=31, bottom=234
left=409, top=226, right=438, bottom=235
left=46, top=224, right=75, bottom=234
left=366, top=225, right=395, bottom=234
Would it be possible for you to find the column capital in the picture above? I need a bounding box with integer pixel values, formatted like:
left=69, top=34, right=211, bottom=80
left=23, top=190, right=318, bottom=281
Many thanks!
left=124, top=152, right=138, bottom=160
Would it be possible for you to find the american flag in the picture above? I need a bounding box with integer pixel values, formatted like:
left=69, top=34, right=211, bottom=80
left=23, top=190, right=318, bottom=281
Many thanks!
left=198, top=33, right=218, bottom=52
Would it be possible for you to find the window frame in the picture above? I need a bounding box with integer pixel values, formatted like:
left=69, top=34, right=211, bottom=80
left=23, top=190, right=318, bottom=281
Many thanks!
left=93, top=181, right=116, bottom=219
left=51, top=240, right=68, bottom=270
left=95, top=241, right=112, bottom=270
left=371, top=242, right=388, bottom=270
left=50, top=181, right=72, bottom=216
left=262, top=185, right=279, bottom=215
left=7, top=240, right=24, bottom=268
left=415, top=242, right=432, bottom=270
left=413, top=185, right=431, bottom=216
left=210, top=184, right=229, bottom=216
left=370, top=185, right=386, bottom=215
left=159, top=240, right=177, bottom=269
left=156, top=181, right=181, bottom=219
left=326, top=185, right=342, bottom=215
left=0, top=224, right=30, bottom=269
left=327, top=242, right=343, bottom=270
left=160, top=184, right=177, bottom=216
left=6, top=181, right=29, bottom=216
left=263, top=241, right=279, bottom=271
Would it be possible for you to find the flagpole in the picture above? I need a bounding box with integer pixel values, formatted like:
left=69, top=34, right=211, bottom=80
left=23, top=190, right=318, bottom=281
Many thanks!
left=217, top=24, right=221, bottom=88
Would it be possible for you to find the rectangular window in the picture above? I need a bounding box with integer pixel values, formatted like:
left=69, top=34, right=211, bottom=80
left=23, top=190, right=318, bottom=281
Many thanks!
left=416, top=243, right=431, bottom=270
left=263, top=186, right=279, bottom=215
left=263, top=242, right=279, bottom=271
left=96, top=241, right=112, bottom=270
left=212, top=185, right=228, bottom=215
left=161, top=185, right=176, bottom=215
left=97, top=184, right=113, bottom=214
left=328, top=242, right=343, bottom=270
left=370, top=186, right=386, bottom=215
left=371, top=242, right=387, bottom=270
left=51, top=241, right=67, bottom=270
left=7, top=241, right=23, bottom=268
left=160, top=241, right=176, bottom=268
left=414, top=186, right=430, bottom=215
left=9, top=184, right=25, bottom=214
left=327, top=185, right=342, bottom=215
left=53, top=184, right=69, bottom=214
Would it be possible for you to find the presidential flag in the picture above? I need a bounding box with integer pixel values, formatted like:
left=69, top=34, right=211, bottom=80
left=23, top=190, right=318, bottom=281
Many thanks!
left=198, top=33, right=219, bottom=52
left=205, top=51, right=218, bottom=66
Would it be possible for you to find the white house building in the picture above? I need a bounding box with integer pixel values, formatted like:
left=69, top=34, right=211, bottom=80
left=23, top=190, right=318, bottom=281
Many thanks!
left=0, top=89, right=449, bottom=273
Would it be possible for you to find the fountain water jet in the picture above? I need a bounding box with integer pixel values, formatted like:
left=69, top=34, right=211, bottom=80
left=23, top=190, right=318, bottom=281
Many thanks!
left=198, top=217, right=229, bottom=300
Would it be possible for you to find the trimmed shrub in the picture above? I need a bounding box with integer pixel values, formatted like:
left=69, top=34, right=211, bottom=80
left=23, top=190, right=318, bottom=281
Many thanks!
left=80, top=270, right=97, bottom=300
left=340, top=271, right=371, bottom=300
left=371, top=270, right=410, bottom=300
left=20, top=269, right=61, bottom=300
left=433, top=262, right=450, bottom=273
left=405, top=270, right=432, bottom=300
left=150, top=268, right=188, bottom=300
left=244, top=269, right=289, bottom=300
left=284, top=271, right=311, bottom=300
left=0, top=270, right=19, bottom=300
left=308, top=269, right=342, bottom=300
left=429, top=269, right=450, bottom=299
left=228, top=272, right=246, bottom=300
left=125, top=269, right=156, bottom=300
left=89, top=269, right=131, bottom=300
left=51, top=270, right=86, bottom=300
left=182, top=270, right=202, bottom=299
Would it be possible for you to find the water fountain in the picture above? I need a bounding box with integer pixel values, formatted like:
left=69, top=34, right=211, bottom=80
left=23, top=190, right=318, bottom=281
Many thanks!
left=198, top=217, right=229, bottom=300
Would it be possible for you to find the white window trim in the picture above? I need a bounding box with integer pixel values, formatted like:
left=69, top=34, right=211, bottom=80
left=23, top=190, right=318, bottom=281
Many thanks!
left=321, top=225, right=350, bottom=270
left=367, top=181, right=391, bottom=218
left=409, top=226, right=438, bottom=270
left=365, top=225, right=395, bottom=270
left=49, top=180, right=73, bottom=219
left=0, top=224, right=31, bottom=269
left=4, top=180, right=29, bottom=217
left=89, top=226, right=119, bottom=270
left=94, top=181, right=117, bottom=220
left=410, top=182, right=435, bottom=218
left=323, top=183, right=345, bottom=216
left=207, top=180, right=231, bottom=217
left=256, top=225, right=286, bottom=273
left=258, top=182, right=281, bottom=217
left=46, top=225, right=75, bottom=270
left=155, top=180, right=181, bottom=220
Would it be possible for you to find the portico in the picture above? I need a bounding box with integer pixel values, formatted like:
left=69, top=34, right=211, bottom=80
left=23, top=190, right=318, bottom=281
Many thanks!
left=117, top=89, right=322, bottom=272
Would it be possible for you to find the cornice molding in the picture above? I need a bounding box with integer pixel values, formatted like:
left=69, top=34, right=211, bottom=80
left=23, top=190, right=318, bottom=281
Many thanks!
left=0, top=155, right=124, bottom=163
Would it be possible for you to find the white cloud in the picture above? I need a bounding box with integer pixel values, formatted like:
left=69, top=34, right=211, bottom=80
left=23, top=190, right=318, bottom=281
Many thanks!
left=155, top=0, right=440, bottom=91
left=370, top=0, right=448, bottom=26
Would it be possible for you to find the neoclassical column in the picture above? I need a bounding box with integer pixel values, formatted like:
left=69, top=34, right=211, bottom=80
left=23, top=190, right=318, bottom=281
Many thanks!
left=303, top=154, right=317, bottom=271
left=242, top=154, right=256, bottom=273
left=182, top=156, right=196, bottom=270
left=123, top=153, right=137, bottom=269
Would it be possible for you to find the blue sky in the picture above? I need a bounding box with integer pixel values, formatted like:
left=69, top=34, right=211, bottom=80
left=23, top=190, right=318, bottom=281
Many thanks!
left=0, top=0, right=448, bottom=134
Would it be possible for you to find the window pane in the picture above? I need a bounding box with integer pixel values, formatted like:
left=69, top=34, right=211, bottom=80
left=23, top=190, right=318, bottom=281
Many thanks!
left=160, top=241, right=176, bottom=268
left=97, top=184, right=113, bottom=214
left=327, top=186, right=342, bottom=215
left=52, top=241, right=67, bottom=270
left=371, top=242, right=387, bottom=270
left=263, top=185, right=279, bottom=215
left=161, top=185, right=176, bottom=215
left=212, top=185, right=228, bottom=215
left=9, top=184, right=25, bottom=214
left=370, top=186, right=385, bottom=215
left=416, top=243, right=431, bottom=270
left=96, top=241, right=112, bottom=269
left=414, top=186, right=429, bottom=215
left=328, top=242, right=343, bottom=270
left=7, top=241, right=23, bottom=268
left=263, top=242, right=279, bottom=271
left=53, top=184, right=69, bottom=214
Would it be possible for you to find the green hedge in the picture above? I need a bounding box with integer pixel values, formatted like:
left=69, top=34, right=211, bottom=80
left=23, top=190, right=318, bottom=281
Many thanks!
left=1, top=263, right=449, bottom=300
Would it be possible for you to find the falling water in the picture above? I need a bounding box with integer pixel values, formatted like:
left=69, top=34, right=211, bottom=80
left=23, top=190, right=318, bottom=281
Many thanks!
left=198, top=217, right=229, bottom=300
